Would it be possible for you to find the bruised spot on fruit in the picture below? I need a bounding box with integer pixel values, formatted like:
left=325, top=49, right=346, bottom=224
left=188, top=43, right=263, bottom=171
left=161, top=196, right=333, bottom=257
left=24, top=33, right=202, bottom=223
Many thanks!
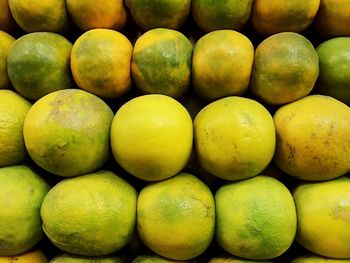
left=332, top=200, right=350, bottom=221
left=287, top=143, right=296, bottom=166
left=282, top=112, right=296, bottom=125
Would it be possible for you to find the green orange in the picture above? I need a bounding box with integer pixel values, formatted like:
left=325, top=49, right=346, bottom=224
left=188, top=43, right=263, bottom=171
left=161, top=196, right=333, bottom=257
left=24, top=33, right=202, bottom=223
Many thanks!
left=8, top=0, right=69, bottom=32
left=250, top=32, right=319, bottom=105
left=126, top=0, right=191, bottom=30
left=137, top=173, right=215, bottom=260
left=7, top=32, right=73, bottom=100
left=71, top=29, right=133, bottom=98
left=192, top=30, right=254, bottom=100
left=209, top=257, right=273, bottom=262
left=316, top=37, right=350, bottom=105
left=194, top=96, right=275, bottom=181
left=314, top=0, right=350, bottom=37
left=50, top=253, right=124, bottom=262
left=215, top=176, right=297, bottom=260
left=0, top=250, right=48, bottom=263
left=23, top=89, right=114, bottom=177
left=41, top=171, right=137, bottom=256
left=0, top=90, right=31, bottom=167
left=291, top=254, right=350, bottom=262
left=0, top=165, right=50, bottom=256
left=293, top=177, right=350, bottom=259
left=192, top=0, right=253, bottom=32
left=251, top=0, right=320, bottom=35
left=110, top=94, right=193, bottom=181
left=0, top=30, right=15, bottom=89
left=131, top=28, right=192, bottom=98
left=66, top=0, right=127, bottom=31
left=274, top=95, right=350, bottom=181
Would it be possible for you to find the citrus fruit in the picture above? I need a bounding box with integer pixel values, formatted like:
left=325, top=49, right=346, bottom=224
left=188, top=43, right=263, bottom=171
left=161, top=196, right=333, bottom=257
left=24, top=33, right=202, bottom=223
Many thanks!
left=41, top=170, right=137, bottom=256
left=215, top=175, right=297, bottom=260
left=0, top=90, right=31, bottom=167
left=132, top=255, right=194, bottom=262
left=209, top=257, right=273, bottom=262
left=192, top=0, right=253, bottom=32
left=71, top=29, right=133, bottom=99
left=274, top=95, right=350, bottom=181
left=131, top=28, right=192, bottom=98
left=7, top=32, right=73, bottom=100
left=0, top=165, right=50, bottom=256
left=23, top=89, right=113, bottom=177
left=8, top=0, right=69, bottom=32
left=0, top=0, right=16, bottom=32
left=194, top=96, right=275, bottom=181
left=293, top=176, right=350, bottom=259
left=137, top=173, right=215, bottom=260
left=251, top=0, right=320, bottom=35
left=316, top=37, right=350, bottom=105
left=125, top=0, right=191, bottom=30
left=314, top=0, right=350, bottom=37
left=66, top=0, right=127, bottom=31
left=250, top=32, right=319, bottom=105
left=50, top=253, right=124, bottom=262
left=110, top=94, right=193, bottom=181
left=0, top=250, right=48, bottom=263
left=192, top=30, right=254, bottom=100
left=0, top=30, right=15, bottom=89
left=291, top=254, right=350, bottom=262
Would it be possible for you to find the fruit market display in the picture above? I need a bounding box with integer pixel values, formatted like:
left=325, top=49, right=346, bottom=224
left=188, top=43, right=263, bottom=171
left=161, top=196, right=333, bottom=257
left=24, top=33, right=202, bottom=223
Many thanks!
left=0, top=0, right=350, bottom=262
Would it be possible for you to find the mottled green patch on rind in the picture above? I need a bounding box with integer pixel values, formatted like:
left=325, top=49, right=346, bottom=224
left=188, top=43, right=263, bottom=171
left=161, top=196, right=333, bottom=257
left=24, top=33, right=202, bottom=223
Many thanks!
left=250, top=32, right=319, bottom=105
left=132, top=33, right=192, bottom=98
left=192, top=0, right=253, bottom=31
left=24, top=89, right=114, bottom=177
left=8, top=0, right=69, bottom=32
left=316, top=38, right=350, bottom=105
left=126, top=0, right=190, bottom=30
left=0, top=165, right=50, bottom=256
left=132, top=255, right=194, bottom=262
left=215, top=176, right=296, bottom=260
left=7, top=32, right=73, bottom=100
left=41, top=171, right=137, bottom=256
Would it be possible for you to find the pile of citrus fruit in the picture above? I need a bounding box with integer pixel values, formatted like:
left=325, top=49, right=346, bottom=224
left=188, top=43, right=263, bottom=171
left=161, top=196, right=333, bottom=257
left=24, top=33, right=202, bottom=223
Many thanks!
left=0, top=0, right=349, bottom=262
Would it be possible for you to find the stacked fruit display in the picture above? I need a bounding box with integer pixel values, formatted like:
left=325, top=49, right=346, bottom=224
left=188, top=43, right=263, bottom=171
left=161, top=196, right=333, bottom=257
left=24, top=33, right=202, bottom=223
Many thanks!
left=0, top=0, right=349, bottom=262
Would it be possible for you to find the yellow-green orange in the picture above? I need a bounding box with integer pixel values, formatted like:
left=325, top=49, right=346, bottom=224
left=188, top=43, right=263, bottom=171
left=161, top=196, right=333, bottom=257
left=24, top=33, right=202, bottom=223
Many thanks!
left=291, top=254, right=350, bottom=262
left=0, top=31, right=14, bottom=89
left=0, top=0, right=16, bottom=32
left=0, top=165, right=50, bottom=256
left=274, top=95, right=350, bottom=181
left=111, top=94, right=193, bottom=181
left=251, top=0, right=320, bottom=35
left=41, top=171, right=137, bottom=256
left=192, top=0, right=253, bottom=32
left=293, top=177, right=350, bottom=258
left=0, top=90, right=31, bottom=167
left=7, top=32, right=73, bottom=100
left=316, top=37, right=350, bottom=105
left=71, top=29, right=133, bottom=98
left=192, top=30, right=254, bottom=100
left=215, top=176, right=296, bottom=260
left=250, top=32, right=319, bottom=105
left=0, top=250, right=48, bottom=263
left=209, top=257, right=273, bottom=262
left=50, top=253, right=124, bottom=262
left=131, top=28, right=192, bottom=98
left=126, top=0, right=191, bottom=30
left=137, top=173, right=215, bottom=260
left=314, top=0, right=350, bottom=37
left=66, top=0, right=126, bottom=31
left=23, top=89, right=113, bottom=177
left=194, top=96, right=275, bottom=181
left=132, top=255, right=195, bottom=262
left=8, top=0, right=69, bottom=32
